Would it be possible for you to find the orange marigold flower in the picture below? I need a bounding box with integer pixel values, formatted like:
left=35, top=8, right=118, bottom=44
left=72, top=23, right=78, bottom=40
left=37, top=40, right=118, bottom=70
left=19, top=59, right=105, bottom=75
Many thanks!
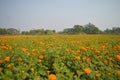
left=32, top=49, right=37, bottom=52
left=39, top=49, right=46, bottom=53
left=74, top=56, right=80, bottom=60
left=117, top=46, right=120, bottom=50
left=48, top=74, right=56, bottom=80
left=117, top=70, right=120, bottom=75
left=22, top=47, right=27, bottom=52
left=70, top=50, right=74, bottom=53
left=0, top=67, right=3, bottom=71
left=7, top=64, right=12, bottom=68
left=95, top=73, right=101, bottom=77
left=76, top=50, right=80, bottom=53
left=100, top=45, right=105, bottom=50
left=107, top=72, right=111, bottom=76
left=39, top=55, right=44, bottom=59
left=18, top=57, right=22, bottom=62
left=82, top=56, right=87, bottom=60
left=38, top=59, right=42, bottom=62
left=65, top=48, right=69, bottom=52
left=0, top=59, right=3, bottom=63
left=95, top=50, right=100, bottom=54
left=80, top=46, right=87, bottom=51
left=84, top=68, right=91, bottom=74
left=49, top=44, right=54, bottom=47
left=5, top=56, right=10, bottom=62
left=107, top=57, right=112, bottom=60
left=116, top=54, right=120, bottom=60
left=1, top=45, right=8, bottom=50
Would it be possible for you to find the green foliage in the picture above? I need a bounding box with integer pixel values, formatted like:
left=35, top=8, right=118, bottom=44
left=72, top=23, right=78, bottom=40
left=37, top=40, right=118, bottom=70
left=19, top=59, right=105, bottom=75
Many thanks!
left=62, top=23, right=102, bottom=34
left=104, top=27, right=120, bottom=34
left=21, top=29, right=56, bottom=35
left=0, top=28, right=20, bottom=35
left=0, top=23, right=120, bottom=35
left=84, top=23, right=101, bottom=34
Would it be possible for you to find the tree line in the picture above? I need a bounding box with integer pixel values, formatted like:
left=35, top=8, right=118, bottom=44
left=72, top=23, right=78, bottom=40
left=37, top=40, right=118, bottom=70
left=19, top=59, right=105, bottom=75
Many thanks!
left=0, top=28, right=56, bottom=35
left=60, top=23, right=120, bottom=34
left=0, top=23, right=120, bottom=35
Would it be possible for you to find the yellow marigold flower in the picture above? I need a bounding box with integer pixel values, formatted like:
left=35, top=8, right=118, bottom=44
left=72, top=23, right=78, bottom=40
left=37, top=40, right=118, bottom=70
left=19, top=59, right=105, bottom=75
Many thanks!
left=21, top=70, right=25, bottom=73
left=38, top=59, right=42, bottom=62
left=7, top=64, right=12, bottom=68
left=30, top=68, right=34, bottom=72
left=107, top=72, right=111, bottom=76
left=32, top=49, right=36, bottom=52
left=95, top=73, right=101, bottom=77
left=48, top=74, right=56, bottom=80
left=65, top=48, right=69, bottom=52
left=0, top=68, right=3, bottom=71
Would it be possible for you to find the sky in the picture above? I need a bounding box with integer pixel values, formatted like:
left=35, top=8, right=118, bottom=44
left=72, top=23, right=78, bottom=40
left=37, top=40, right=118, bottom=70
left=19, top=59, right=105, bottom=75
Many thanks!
left=0, top=0, right=120, bottom=32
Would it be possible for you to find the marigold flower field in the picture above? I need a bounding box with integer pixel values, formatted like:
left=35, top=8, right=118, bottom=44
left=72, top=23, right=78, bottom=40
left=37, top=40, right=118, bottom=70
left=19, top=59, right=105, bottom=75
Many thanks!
left=0, top=34, right=120, bottom=80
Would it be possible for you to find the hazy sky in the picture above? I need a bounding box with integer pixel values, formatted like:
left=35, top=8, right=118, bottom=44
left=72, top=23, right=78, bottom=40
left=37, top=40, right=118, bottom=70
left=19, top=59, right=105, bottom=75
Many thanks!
left=0, top=0, right=120, bottom=31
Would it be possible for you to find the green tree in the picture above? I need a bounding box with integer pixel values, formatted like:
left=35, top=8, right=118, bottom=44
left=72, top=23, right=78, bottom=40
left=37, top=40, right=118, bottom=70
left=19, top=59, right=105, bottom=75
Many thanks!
left=73, top=25, right=84, bottom=34
left=0, top=28, right=7, bottom=35
left=45, top=30, right=55, bottom=34
left=29, top=29, right=45, bottom=35
left=84, top=23, right=101, bottom=34
left=7, top=28, right=20, bottom=35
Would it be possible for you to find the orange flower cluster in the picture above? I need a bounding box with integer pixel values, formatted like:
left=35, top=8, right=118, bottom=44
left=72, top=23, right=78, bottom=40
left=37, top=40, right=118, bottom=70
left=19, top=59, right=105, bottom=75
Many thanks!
left=1, top=45, right=12, bottom=50
left=48, top=74, right=56, bottom=80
